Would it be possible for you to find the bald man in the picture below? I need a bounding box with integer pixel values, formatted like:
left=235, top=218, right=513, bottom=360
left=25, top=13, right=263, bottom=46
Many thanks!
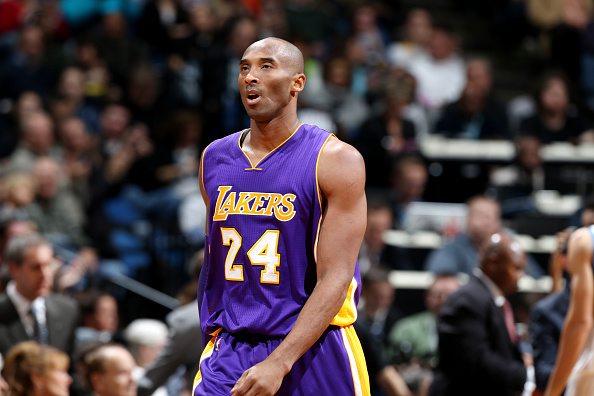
left=194, top=37, right=369, bottom=396
left=545, top=225, right=594, bottom=396
left=428, top=233, right=531, bottom=396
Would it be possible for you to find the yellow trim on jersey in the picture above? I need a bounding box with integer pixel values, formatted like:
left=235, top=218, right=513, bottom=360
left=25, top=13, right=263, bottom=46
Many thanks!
left=192, top=328, right=222, bottom=394
left=200, top=142, right=214, bottom=236
left=331, top=277, right=359, bottom=326
left=341, top=325, right=371, bottom=396
left=238, top=124, right=304, bottom=169
left=313, top=133, right=334, bottom=263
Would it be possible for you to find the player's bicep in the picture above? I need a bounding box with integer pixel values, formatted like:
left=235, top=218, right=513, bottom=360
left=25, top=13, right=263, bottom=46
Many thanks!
left=316, top=139, right=366, bottom=278
left=566, top=229, right=594, bottom=321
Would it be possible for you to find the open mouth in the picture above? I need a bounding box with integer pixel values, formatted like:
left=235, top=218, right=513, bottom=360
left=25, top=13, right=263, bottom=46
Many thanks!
left=246, top=92, right=261, bottom=105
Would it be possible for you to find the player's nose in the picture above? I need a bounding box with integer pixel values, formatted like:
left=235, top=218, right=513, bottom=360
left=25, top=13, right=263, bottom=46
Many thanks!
left=244, top=71, right=259, bottom=85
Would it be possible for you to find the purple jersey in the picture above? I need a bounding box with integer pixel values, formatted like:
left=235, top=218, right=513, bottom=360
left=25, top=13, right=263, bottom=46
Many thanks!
left=199, top=124, right=361, bottom=336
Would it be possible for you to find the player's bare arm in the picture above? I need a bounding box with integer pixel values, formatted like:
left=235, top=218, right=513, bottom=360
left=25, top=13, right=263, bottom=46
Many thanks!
left=545, top=228, right=594, bottom=396
left=231, top=137, right=367, bottom=396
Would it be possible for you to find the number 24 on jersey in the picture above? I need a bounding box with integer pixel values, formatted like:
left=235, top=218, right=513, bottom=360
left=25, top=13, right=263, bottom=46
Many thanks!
left=221, top=228, right=281, bottom=284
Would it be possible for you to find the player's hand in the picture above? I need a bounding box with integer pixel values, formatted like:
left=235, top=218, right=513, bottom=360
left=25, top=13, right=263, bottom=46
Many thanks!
left=230, top=359, right=287, bottom=396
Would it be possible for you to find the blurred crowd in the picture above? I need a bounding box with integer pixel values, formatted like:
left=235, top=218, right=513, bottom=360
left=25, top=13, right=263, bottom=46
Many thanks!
left=1, top=0, right=594, bottom=396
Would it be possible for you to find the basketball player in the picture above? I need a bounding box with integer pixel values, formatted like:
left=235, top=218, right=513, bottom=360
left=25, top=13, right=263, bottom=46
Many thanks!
left=193, top=37, right=370, bottom=396
left=545, top=226, right=594, bottom=396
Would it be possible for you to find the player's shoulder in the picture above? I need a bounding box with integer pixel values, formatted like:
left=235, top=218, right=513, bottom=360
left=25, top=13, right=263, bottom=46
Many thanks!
left=319, top=134, right=364, bottom=166
left=570, top=226, right=594, bottom=250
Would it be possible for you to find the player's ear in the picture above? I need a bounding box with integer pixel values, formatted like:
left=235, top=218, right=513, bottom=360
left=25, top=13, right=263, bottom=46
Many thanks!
left=291, top=73, right=306, bottom=93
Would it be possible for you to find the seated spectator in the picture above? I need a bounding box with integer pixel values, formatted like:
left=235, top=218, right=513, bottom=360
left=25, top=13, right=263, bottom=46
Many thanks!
left=51, top=67, right=102, bottom=134
left=356, top=74, right=418, bottom=188
left=424, top=195, right=544, bottom=278
left=300, top=55, right=370, bottom=141
left=0, top=91, right=43, bottom=160
left=123, top=319, right=168, bottom=396
left=490, top=135, right=544, bottom=195
left=358, top=267, right=403, bottom=343
left=3, top=341, right=71, bottom=396
left=387, top=8, right=433, bottom=72
left=7, top=112, right=63, bottom=174
left=388, top=154, right=428, bottom=229
left=74, top=288, right=119, bottom=350
left=517, top=69, right=594, bottom=144
left=136, top=0, right=193, bottom=61
left=435, top=57, right=510, bottom=140
left=85, top=343, right=137, bottom=396
left=359, top=200, right=413, bottom=274
left=405, top=23, right=466, bottom=116
left=0, top=172, right=37, bottom=219
left=349, top=5, right=390, bottom=69
left=0, top=25, right=58, bottom=102
left=26, top=157, right=89, bottom=251
left=387, top=275, right=460, bottom=393
left=57, top=116, right=97, bottom=206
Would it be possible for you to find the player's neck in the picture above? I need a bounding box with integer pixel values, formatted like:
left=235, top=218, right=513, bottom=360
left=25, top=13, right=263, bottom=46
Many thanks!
left=248, top=116, right=301, bottom=151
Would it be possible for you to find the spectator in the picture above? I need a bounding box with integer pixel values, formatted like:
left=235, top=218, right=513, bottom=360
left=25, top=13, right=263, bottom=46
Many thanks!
left=3, top=341, right=71, bottom=396
left=1, top=172, right=37, bottom=218
left=0, top=91, right=43, bottom=160
left=358, top=267, right=403, bottom=343
left=73, top=288, right=119, bottom=350
left=50, top=67, right=102, bottom=134
left=356, top=74, right=418, bottom=188
left=200, top=16, right=258, bottom=142
left=0, top=233, right=80, bottom=358
left=0, top=213, right=37, bottom=293
left=517, top=69, right=594, bottom=144
left=387, top=275, right=460, bottom=367
left=358, top=200, right=413, bottom=274
left=94, top=13, right=150, bottom=88
left=428, top=233, right=532, bottom=396
left=300, top=55, right=370, bottom=141
left=7, top=112, right=63, bottom=174
left=57, top=116, right=96, bottom=206
left=530, top=227, right=574, bottom=394
left=489, top=135, right=545, bottom=202
left=405, top=23, right=466, bottom=116
left=26, top=157, right=90, bottom=252
left=434, top=57, right=510, bottom=140
left=424, top=195, right=545, bottom=278
left=349, top=5, right=390, bottom=69
left=0, top=25, right=57, bottom=102
left=137, top=0, right=193, bottom=62
left=85, top=343, right=137, bottom=396
left=123, top=319, right=168, bottom=396
left=387, top=8, right=433, bottom=72
left=0, top=234, right=79, bottom=355
left=388, top=154, right=428, bottom=229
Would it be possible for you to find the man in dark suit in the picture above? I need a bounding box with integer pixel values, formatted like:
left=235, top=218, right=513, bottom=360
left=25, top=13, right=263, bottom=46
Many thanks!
left=0, top=233, right=79, bottom=358
left=429, top=233, right=531, bottom=396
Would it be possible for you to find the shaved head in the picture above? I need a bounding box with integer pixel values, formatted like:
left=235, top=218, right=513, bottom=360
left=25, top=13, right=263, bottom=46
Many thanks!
left=479, top=233, right=526, bottom=295
left=244, top=37, right=304, bottom=75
